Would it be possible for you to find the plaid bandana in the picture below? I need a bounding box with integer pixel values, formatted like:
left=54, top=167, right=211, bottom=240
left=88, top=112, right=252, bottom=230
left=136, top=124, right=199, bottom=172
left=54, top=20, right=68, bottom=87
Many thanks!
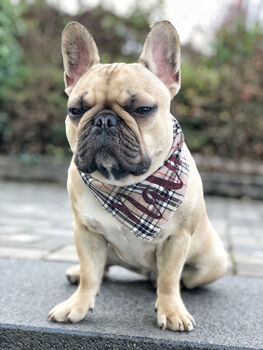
left=79, top=117, right=189, bottom=241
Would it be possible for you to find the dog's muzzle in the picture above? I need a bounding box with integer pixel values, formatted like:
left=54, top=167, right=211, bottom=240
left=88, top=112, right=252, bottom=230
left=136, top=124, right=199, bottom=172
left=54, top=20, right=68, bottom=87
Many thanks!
left=75, top=109, right=150, bottom=179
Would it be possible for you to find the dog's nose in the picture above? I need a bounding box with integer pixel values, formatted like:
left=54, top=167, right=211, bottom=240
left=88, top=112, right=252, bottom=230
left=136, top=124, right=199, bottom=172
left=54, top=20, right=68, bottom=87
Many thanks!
left=93, top=110, right=119, bottom=128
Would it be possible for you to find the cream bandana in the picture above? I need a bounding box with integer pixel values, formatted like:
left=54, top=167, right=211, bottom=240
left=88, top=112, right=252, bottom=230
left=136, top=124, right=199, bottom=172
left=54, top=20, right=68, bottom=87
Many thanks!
left=79, top=117, right=189, bottom=241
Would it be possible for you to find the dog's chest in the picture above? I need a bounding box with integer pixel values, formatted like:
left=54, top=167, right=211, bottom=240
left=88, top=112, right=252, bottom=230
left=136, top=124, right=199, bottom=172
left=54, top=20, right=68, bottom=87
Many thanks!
left=78, top=187, right=156, bottom=270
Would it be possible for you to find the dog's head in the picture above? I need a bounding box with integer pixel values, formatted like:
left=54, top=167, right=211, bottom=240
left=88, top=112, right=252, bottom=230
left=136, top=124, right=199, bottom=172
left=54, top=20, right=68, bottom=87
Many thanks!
left=62, top=21, right=181, bottom=185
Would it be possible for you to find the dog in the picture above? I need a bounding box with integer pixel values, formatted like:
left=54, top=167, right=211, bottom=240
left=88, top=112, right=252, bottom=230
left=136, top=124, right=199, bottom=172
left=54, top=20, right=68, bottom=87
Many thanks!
left=48, top=20, right=228, bottom=332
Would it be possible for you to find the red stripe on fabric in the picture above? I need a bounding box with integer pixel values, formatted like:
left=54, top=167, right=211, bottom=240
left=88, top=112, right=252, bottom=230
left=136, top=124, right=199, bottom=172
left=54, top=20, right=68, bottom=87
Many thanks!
left=156, top=171, right=181, bottom=182
left=171, top=141, right=184, bottom=150
left=100, top=183, right=112, bottom=191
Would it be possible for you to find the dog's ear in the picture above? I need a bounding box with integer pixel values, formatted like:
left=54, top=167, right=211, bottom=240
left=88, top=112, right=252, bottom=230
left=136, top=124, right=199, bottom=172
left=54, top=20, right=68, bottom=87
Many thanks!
left=61, top=22, right=100, bottom=95
left=139, top=21, right=181, bottom=98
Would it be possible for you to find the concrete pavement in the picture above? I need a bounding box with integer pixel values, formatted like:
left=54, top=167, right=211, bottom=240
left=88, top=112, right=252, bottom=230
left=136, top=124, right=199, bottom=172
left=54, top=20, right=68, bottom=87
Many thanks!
left=1, top=181, right=263, bottom=349
left=1, top=258, right=263, bottom=350
left=0, top=181, right=263, bottom=277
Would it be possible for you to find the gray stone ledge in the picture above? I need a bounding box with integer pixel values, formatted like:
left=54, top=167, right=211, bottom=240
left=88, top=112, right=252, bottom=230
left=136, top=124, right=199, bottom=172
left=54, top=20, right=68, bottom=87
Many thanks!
left=0, top=324, right=257, bottom=350
left=1, top=155, right=262, bottom=199
left=200, top=172, right=263, bottom=199
left=0, top=155, right=68, bottom=185
left=0, top=258, right=262, bottom=350
left=193, top=154, right=263, bottom=176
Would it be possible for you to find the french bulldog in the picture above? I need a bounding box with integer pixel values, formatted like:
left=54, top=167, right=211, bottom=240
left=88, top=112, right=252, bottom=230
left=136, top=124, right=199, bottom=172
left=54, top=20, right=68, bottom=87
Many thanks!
left=48, top=20, right=228, bottom=332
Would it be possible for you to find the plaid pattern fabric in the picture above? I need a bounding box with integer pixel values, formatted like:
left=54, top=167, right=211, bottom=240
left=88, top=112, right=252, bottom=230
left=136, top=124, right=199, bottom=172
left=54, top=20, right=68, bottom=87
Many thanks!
left=79, top=117, right=189, bottom=241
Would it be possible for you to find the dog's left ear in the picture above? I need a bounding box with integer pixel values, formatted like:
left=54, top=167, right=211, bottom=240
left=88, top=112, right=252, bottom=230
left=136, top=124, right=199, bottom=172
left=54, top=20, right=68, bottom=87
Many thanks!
left=139, top=21, right=181, bottom=98
left=61, top=22, right=100, bottom=95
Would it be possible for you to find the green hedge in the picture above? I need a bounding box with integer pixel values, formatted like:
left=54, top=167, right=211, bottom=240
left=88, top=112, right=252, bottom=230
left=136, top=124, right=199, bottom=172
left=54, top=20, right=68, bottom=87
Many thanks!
left=0, top=1, right=262, bottom=161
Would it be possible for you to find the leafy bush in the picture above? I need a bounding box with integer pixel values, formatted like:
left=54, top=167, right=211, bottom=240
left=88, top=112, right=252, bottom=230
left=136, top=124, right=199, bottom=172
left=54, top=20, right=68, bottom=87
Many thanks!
left=174, top=9, right=263, bottom=160
left=0, top=0, right=262, bottom=162
left=0, top=0, right=150, bottom=157
left=0, top=0, right=25, bottom=89
left=0, top=0, right=25, bottom=152
left=0, top=0, right=70, bottom=155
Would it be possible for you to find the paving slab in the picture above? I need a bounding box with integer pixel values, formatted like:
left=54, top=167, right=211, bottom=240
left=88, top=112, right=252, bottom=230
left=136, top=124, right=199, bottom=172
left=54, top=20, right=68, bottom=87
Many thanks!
left=0, top=258, right=262, bottom=350
left=1, top=182, right=263, bottom=276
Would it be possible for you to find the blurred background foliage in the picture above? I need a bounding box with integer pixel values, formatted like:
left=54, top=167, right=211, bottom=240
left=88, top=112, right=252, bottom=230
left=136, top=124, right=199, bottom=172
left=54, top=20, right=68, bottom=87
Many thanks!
left=0, top=0, right=262, bottom=161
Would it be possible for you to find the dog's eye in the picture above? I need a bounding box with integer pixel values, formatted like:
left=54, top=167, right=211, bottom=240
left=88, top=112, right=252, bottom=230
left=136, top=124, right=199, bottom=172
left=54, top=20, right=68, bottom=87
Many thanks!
left=135, top=107, right=153, bottom=115
left=68, top=108, right=83, bottom=118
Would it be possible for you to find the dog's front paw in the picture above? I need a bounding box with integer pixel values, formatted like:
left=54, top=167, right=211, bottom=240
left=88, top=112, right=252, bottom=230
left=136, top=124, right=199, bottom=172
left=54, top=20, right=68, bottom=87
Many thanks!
left=155, top=295, right=195, bottom=332
left=48, top=291, right=94, bottom=323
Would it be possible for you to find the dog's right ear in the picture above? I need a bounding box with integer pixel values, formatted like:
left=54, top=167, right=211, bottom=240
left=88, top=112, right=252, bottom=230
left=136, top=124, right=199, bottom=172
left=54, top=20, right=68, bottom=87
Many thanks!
left=61, top=22, right=100, bottom=95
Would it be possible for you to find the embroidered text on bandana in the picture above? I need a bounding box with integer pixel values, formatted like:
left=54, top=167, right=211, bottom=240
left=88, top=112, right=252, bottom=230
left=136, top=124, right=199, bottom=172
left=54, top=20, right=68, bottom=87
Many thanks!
left=79, top=117, right=189, bottom=241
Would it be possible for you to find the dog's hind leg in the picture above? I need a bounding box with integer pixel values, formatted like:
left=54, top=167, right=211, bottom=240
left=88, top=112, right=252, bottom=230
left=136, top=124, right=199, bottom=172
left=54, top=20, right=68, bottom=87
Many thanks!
left=181, top=217, right=229, bottom=289
left=65, top=243, right=143, bottom=285
left=66, top=265, right=80, bottom=284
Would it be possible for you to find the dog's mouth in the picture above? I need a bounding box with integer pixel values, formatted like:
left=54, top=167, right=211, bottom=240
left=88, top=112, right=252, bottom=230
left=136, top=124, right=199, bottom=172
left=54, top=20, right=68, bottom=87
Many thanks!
left=74, top=112, right=151, bottom=180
